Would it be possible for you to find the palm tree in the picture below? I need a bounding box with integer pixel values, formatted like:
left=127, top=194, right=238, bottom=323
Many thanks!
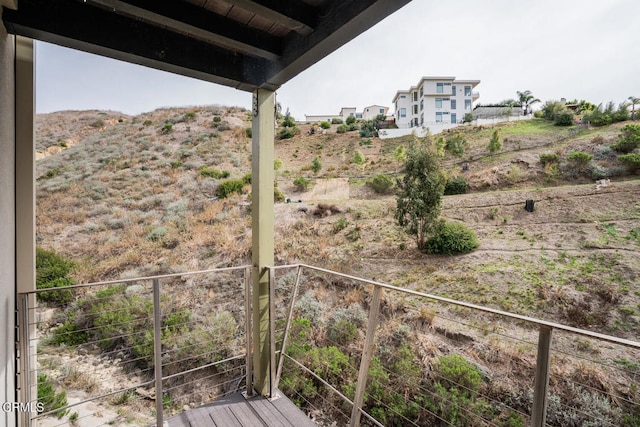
left=517, top=90, right=541, bottom=116
left=628, top=96, right=640, bottom=120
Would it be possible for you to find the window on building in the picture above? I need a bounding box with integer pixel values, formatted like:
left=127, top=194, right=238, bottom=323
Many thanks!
left=451, top=113, right=457, bottom=124
left=451, top=99, right=457, bottom=110
left=436, top=83, right=444, bottom=94
left=464, top=86, right=472, bottom=96
left=413, top=105, right=418, bottom=115
left=420, top=99, right=424, bottom=111
left=452, top=85, right=456, bottom=95
left=420, top=114, right=424, bottom=126
left=379, top=108, right=384, bottom=114
left=435, top=98, right=442, bottom=108
left=356, top=113, right=362, bottom=119
left=400, top=108, right=406, bottom=118
left=436, top=112, right=443, bottom=123
left=465, top=100, right=472, bottom=110
left=413, top=92, right=417, bottom=101
left=419, top=86, right=423, bottom=97
left=400, top=95, right=406, bottom=99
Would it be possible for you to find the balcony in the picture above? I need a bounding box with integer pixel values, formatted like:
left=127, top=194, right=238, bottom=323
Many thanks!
left=17, top=264, right=640, bottom=426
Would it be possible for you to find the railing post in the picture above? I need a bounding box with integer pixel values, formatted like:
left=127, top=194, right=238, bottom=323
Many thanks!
left=244, top=266, right=253, bottom=397
left=350, top=286, right=382, bottom=427
left=274, top=265, right=303, bottom=389
left=268, top=267, right=276, bottom=398
left=531, top=325, right=553, bottom=427
left=152, top=279, right=164, bottom=427
left=17, top=294, right=31, bottom=427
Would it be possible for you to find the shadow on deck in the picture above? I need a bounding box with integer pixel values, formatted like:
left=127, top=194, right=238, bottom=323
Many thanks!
left=165, top=390, right=316, bottom=427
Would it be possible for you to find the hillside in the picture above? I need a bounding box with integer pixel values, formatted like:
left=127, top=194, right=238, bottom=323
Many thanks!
left=34, top=107, right=640, bottom=425
left=35, top=107, right=640, bottom=333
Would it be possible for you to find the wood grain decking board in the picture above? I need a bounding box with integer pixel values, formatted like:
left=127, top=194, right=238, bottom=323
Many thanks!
left=165, top=390, right=316, bottom=427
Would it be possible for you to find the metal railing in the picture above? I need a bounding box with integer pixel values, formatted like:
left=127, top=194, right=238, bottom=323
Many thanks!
left=270, top=264, right=640, bottom=427
left=17, top=263, right=640, bottom=426
left=17, top=266, right=251, bottom=427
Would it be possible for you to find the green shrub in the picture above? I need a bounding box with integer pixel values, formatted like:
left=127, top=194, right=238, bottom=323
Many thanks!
left=359, top=120, right=377, bottom=138
left=346, top=116, right=356, bottom=125
left=38, top=374, right=68, bottom=418
left=444, top=176, right=468, bottom=195
left=619, top=153, right=640, bottom=172
left=567, top=151, right=593, bottom=171
left=198, top=166, right=230, bottom=179
left=183, top=111, right=197, bottom=121
left=245, top=127, right=252, bottom=138
left=331, top=118, right=343, bottom=124
left=213, top=116, right=222, bottom=123
left=319, top=121, right=331, bottom=129
left=216, top=179, right=246, bottom=198
left=424, top=221, right=479, bottom=254
left=463, top=112, right=474, bottom=123
left=90, top=119, right=104, bottom=128
left=242, top=173, right=252, bottom=185
left=311, top=157, right=322, bottom=174
left=161, top=122, right=173, bottom=133
left=336, top=124, right=348, bottom=133
left=170, top=161, right=183, bottom=169
left=278, top=126, right=298, bottom=139
left=487, top=129, right=502, bottom=153
left=274, top=158, right=283, bottom=171
left=366, top=174, right=394, bottom=194
left=540, top=153, right=561, bottom=166
left=554, top=109, right=575, bottom=126
left=351, top=150, right=366, bottom=166
left=293, top=177, right=312, bottom=192
left=281, top=112, right=296, bottom=128
left=541, top=101, right=567, bottom=121
left=143, top=120, right=153, bottom=126
left=146, top=226, right=168, bottom=242
left=332, top=217, right=349, bottom=234
left=445, top=134, right=468, bottom=157
left=426, top=354, right=483, bottom=426
left=51, top=312, right=88, bottom=346
left=274, top=186, right=285, bottom=203
left=36, top=247, right=75, bottom=304
left=612, top=124, right=640, bottom=153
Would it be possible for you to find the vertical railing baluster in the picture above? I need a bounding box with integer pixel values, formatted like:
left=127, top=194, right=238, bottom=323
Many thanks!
left=152, top=279, right=163, bottom=427
left=18, top=294, right=31, bottom=427
left=350, top=286, right=382, bottom=427
left=268, top=267, right=276, bottom=398
left=531, top=325, right=553, bottom=427
left=244, top=266, right=253, bottom=397
left=274, top=265, right=303, bottom=389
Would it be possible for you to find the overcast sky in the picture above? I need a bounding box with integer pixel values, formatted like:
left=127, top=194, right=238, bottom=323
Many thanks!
left=36, top=0, right=640, bottom=120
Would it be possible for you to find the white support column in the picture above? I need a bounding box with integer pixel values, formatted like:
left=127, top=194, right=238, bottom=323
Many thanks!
left=0, top=10, right=17, bottom=427
left=16, top=36, right=35, bottom=295
left=15, top=35, right=36, bottom=426
left=251, top=88, right=275, bottom=397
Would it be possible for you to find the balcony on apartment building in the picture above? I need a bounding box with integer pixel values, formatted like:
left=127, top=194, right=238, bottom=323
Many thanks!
left=17, top=264, right=640, bottom=427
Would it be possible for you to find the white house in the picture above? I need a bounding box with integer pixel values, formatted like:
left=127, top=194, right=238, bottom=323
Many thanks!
left=392, top=76, right=480, bottom=129
left=305, top=105, right=389, bottom=123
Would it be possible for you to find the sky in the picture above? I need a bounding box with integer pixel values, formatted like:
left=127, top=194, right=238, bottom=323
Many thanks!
left=36, top=0, right=640, bottom=121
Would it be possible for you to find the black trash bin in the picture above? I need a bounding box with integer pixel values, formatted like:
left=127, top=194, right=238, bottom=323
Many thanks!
left=525, top=199, right=535, bottom=212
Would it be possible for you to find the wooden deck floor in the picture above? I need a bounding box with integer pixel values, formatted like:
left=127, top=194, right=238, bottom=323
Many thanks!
left=165, top=390, right=317, bottom=427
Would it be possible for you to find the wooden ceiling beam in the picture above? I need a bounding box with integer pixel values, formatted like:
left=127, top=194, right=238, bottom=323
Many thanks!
left=84, top=0, right=283, bottom=60
left=225, top=0, right=317, bottom=36
left=2, top=0, right=270, bottom=90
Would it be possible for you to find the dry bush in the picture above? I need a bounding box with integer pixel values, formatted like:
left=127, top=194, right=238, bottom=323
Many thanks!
left=312, top=203, right=342, bottom=217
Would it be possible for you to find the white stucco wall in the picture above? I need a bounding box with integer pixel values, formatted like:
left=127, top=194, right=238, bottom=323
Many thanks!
left=0, top=13, right=17, bottom=427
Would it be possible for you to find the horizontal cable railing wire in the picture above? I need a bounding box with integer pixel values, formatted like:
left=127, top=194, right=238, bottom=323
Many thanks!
left=272, top=263, right=640, bottom=427
left=18, top=266, right=250, bottom=426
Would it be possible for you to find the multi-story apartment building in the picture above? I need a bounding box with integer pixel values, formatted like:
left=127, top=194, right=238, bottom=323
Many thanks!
left=392, top=76, right=480, bottom=129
